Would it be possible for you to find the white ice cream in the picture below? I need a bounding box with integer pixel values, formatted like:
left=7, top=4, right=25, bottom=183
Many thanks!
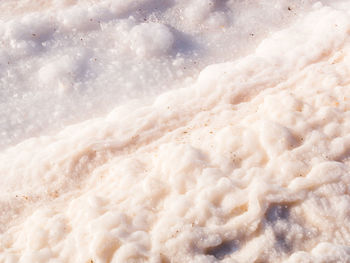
left=2, top=0, right=350, bottom=262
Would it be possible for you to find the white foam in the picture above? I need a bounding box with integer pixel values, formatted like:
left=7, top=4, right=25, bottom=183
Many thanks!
left=0, top=0, right=318, bottom=148
left=129, top=23, right=174, bottom=57
left=2, top=1, right=350, bottom=262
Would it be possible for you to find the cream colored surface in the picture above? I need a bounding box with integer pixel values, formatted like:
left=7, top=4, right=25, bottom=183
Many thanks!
left=2, top=1, right=350, bottom=263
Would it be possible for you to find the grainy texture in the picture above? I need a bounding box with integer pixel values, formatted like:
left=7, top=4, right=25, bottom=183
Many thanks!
left=2, top=1, right=350, bottom=263
left=0, top=0, right=315, bottom=148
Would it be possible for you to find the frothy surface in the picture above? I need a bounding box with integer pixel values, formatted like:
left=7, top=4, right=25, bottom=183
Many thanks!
left=0, top=0, right=316, bottom=148
left=2, top=1, right=350, bottom=263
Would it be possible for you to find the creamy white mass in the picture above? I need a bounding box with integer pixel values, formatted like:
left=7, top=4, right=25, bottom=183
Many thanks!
left=1, top=0, right=350, bottom=263
left=0, top=0, right=314, bottom=148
